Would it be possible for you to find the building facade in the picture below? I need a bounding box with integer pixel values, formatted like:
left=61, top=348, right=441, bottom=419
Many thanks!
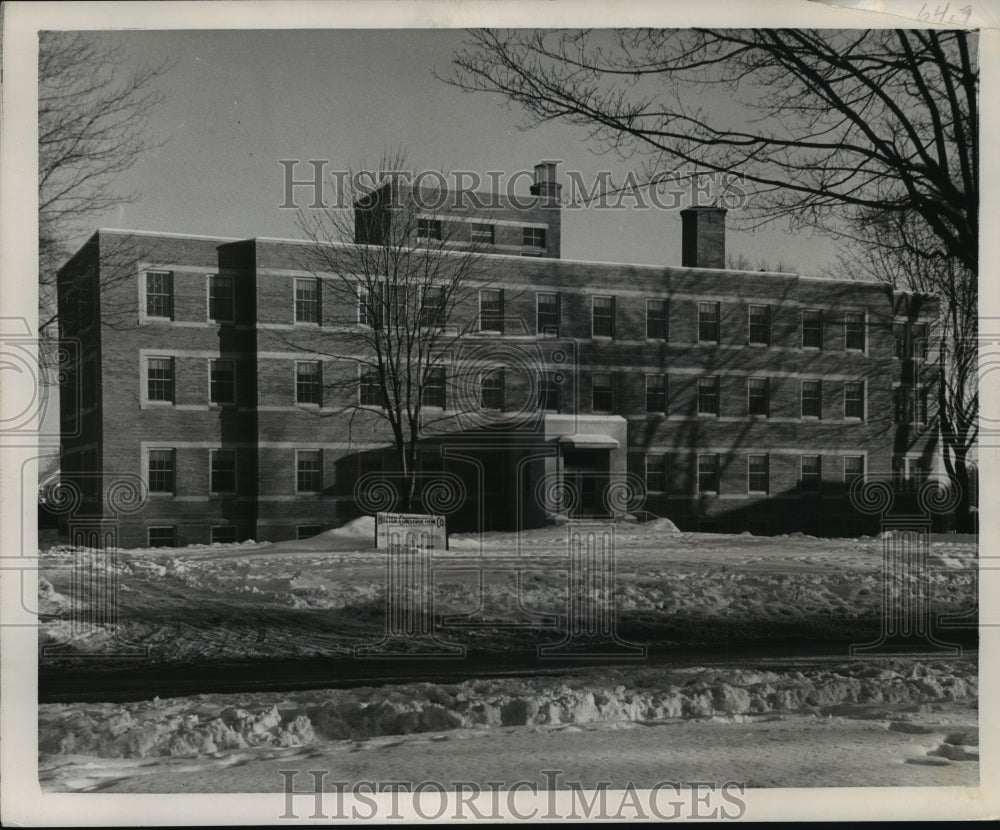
left=56, top=164, right=940, bottom=547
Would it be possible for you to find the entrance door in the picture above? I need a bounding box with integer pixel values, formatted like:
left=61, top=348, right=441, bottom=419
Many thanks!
left=562, top=449, right=610, bottom=517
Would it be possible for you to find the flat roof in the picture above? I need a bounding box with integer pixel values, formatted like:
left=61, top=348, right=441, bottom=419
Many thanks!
left=89, top=227, right=904, bottom=290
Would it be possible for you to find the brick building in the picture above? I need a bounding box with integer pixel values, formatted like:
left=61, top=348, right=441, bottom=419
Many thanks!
left=56, top=163, right=940, bottom=547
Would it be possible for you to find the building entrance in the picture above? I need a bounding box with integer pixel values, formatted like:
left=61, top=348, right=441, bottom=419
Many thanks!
left=562, top=448, right=611, bottom=517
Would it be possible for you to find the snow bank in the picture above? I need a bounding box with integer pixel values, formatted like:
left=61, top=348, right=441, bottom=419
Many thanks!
left=39, top=659, right=976, bottom=759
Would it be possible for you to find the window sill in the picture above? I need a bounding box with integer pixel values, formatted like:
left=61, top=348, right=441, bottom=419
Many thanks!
left=143, top=400, right=175, bottom=407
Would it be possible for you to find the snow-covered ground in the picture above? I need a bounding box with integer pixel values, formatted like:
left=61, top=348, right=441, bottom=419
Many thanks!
left=37, top=522, right=979, bottom=792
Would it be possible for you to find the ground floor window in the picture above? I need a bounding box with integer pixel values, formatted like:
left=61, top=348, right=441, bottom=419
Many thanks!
left=148, top=526, right=176, bottom=547
left=211, top=526, right=238, bottom=544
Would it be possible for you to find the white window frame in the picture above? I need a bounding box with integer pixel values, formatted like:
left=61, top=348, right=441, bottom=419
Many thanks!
left=800, top=379, right=822, bottom=419
left=844, top=310, right=867, bottom=353
left=801, top=308, right=823, bottom=350
left=645, top=373, right=666, bottom=413
left=843, top=455, right=865, bottom=485
left=293, top=277, right=321, bottom=326
left=536, top=292, right=561, bottom=337
left=479, top=288, right=504, bottom=334
left=844, top=380, right=865, bottom=421
left=140, top=270, right=174, bottom=322
left=697, top=453, right=720, bottom=494
left=645, top=453, right=666, bottom=492
left=208, top=358, right=237, bottom=406
left=747, top=376, right=770, bottom=418
left=206, top=273, right=235, bottom=323
left=747, top=454, right=769, bottom=494
left=143, top=355, right=175, bottom=405
left=591, top=372, right=614, bottom=413
left=591, top=295, right=615, bottom=339
left=147, top=526, right=177, bottom=547
left=209, top=448, right=238, bottom=495
left=646, top=298, right=668, bottom=341
left=146, top=447, right=176, bottom=495
left=697, top=301, right=721, bottom=344
left=748, top=304, right=770, bottom=347
left=296, top=449, right=323, bottom=494
left=800, top=455, right=822, bottom=491
left=295, top=360, right=322, bottom=407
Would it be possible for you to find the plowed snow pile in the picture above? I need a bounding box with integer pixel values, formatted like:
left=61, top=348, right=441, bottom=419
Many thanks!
left=40, top=658, right=976, bottom=760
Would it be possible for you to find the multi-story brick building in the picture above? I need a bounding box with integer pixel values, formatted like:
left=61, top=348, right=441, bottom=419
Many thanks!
left=56, top=163, right=940, bottom=547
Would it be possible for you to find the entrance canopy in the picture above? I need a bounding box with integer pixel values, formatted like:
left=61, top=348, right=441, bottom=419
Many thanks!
left=556, top=433, right=620, bottom=450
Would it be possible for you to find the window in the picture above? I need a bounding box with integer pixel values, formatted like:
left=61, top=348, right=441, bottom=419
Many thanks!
left=912, top=323, right=929, bottom=360
left=894, top=386, right=928, bottom=425
left=359, top=371, right=383, bottom=407
left=646, top=299, right=668, bottom=340
left=698, top=302, right=720, bottom=343
left=537, top=293, right=560, bottom=336
left=480, top=369, right=504, bottom=410
left=147, top=357, right=174, bottom=402
left=148, top=449, right=175, bottom=494
left=645, top=374, right=666, bottom=413
left=592, top=373, right=614, bottom=413
left=748, top=377, right=770, bottom=417
left=893, top=456, right=929, bottom=491
left=592, top=296, right=615, bottom=338
left=358, top=284, right=382, bottom=328
left=422, top=367, right=446, bottom=408
left=748, top=454, right=769, bottom=493
left=800, top=455, right=821, bottom=492
left=801, top=380, right=822, bottom=418
left=145, top=271, right=173, bottom=319
left=294, top=278, right=320, bottom=324
left=844, top=381, right=864, bottom=419
left=698, top=376, right=719, bottom=415
left=210, top=449, right=237, bottom=494
left=538, top=371, right=560, bottom=411
left=148, top=527, right=176, bottom=548
left=420, top=285, right=446, bottom=328
left=208, top=275, right=234, bottom=322
left=748, top=305, right=770, bottom=346
left=417, top=218, right=442, bottom=240
left=210, top=359, right=236, bottom=405
left=645, top=454, right=666, bottom=491
left=297, top=525, right=323, bottom=540
left=802, top=309, right=823, bottom=349
left=845, top=311, right=865, bottom=351
left=211, top=526, right=238, bottom=544
left=844, top=455, right=864, bottom=487
left=523, top=226, right=546, bottom=248
left=296, top=361, right=322, bottom=405
left=297, top=450, right=322, bottom=493
left=479, top=289, right=504, bottom=333
left=698, top=454, right=720, bottom=493
left=894, top=323, right=908, bottom=358
left=470, top=223, right=494, bottom=244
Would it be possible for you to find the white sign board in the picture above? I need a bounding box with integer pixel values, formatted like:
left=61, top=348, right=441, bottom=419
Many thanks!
left=375, top=512, right=447, bottom=550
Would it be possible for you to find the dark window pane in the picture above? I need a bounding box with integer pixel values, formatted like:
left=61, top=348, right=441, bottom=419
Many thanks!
left=593, top=296, right=615, bottom=338
left=698, top=302, right=720, bottom=342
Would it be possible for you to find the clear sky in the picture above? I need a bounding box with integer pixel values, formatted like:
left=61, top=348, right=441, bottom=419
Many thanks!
left=82, top=28, right=837, bottom=275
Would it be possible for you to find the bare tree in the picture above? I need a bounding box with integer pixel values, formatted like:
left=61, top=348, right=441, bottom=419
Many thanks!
left=39, top=31, right=171, bottom=334
left=279, top=152, right=509, bottom=511
left=833, top=207, right=977, bottom=530
left=446, top=29, right=977, bottom=276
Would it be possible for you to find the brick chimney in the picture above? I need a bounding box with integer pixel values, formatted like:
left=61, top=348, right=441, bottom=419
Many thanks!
left=530, top=161, right=562, bottom=202
left=680, top=206, right=727, bottom=269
